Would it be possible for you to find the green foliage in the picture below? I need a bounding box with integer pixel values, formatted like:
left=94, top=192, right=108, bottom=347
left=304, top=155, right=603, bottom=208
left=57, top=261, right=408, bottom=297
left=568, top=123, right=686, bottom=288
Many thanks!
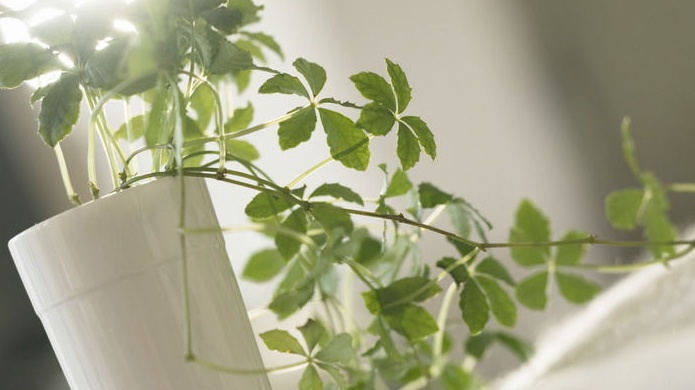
left=2, top=2, right=689, bottom=389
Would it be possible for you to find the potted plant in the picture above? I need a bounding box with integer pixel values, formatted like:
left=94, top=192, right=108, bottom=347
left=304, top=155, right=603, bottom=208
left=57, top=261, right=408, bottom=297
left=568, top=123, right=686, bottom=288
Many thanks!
left=2, top=0, right=692, bottom=389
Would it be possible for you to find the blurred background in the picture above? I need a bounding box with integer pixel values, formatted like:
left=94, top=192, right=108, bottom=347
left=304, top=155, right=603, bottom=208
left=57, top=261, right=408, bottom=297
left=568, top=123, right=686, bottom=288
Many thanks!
left=2, top=1, right=695, bottom=388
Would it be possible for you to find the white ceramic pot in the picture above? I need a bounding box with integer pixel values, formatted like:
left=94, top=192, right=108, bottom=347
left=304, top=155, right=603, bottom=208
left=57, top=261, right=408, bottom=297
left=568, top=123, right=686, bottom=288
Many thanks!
left=8, top=177, right=271, bottom=389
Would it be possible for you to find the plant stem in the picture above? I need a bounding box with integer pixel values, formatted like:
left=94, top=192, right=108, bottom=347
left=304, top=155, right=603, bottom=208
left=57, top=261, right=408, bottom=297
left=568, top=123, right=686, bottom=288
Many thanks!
left=286, top=156, right=335, bottom=189
left=191, top=354, right=308, bottom=376
left=54, top=143, right=80, bottom=205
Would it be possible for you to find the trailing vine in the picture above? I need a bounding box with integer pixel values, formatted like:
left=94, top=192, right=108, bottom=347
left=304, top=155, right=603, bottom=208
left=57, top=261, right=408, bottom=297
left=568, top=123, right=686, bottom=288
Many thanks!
left=0, top=1, right=692, bottom=388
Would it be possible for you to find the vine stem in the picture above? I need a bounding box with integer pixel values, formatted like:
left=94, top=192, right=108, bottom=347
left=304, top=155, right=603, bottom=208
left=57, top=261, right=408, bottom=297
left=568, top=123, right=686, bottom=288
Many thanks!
left=190, top=354, right=308, bottom=376
left=54, top=143, right=80, bottom=205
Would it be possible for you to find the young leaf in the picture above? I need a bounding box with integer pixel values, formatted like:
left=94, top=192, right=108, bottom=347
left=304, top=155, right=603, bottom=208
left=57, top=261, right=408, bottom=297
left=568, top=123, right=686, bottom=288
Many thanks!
left=515, top=271, right=549, bottom=310
left=350, top=71, right=396, bottom=112
left=38, top=74, right=82, bottom=147
left=276, top=208, right=308, bottom=260
left=436, top=257, right=470, bottom=285
left=384, top=168, right=413, bottom=198
left=259, top=73, right=309, bottom=98
left=555, top=230, right=589, bottom=266
left=509, top=200, right=551, bottom=266
left=259, top=329, right=307, bottom=356
left=318, top=108, right=370, bottom=171
left=384, top=304, right=439, bottom=341
left=310, top=183, right=364, bottom=205
left=556, top=272, right=600, bottom=304
left=476, top=257, right=515, bottom=286
left=397, top=123, right=421, bottom=170
left=297, top=319, right=327, bottom=353
left=242, top=248, right=286, bottom=282
left=356, top=103, right=396, bottom=135
left=245, top=192, right=294, bottom=219
left=459, top=281, right=490, bottom=335
left=419, top=182, right=453, bottom=208
left=310, top=202, right=354, bottom=234
left=293, top=58, right=326, bottom=97
left=605, top=189, right=644, bottom=230
left=401, top=116, right=436, bottom=159
left=299, top=365, right=322, bottom=390
left=385, top=59, right=412, bottom=113
left=277, top=107, right=317, bottom=150
left=314, top=333, right=353, bottom=364
left=0, top=43, right=60, bottom=88
left=447, top=202, right=472, bottom=238
left=476, top=276, right=517, bottom=327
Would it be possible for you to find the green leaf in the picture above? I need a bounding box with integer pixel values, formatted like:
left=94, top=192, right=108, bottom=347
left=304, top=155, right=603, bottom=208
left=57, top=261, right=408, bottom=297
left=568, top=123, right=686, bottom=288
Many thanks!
left=299, top=365, right=322, bottom=390
left=378, top=276, right=442, bottom=309
left=314, top=333, right=353, bottom=363
left=315, top=362, right=347, bottom=389
left=259, top=73, right=309, bottom=98
left=509, top=199, right=551, bottom=266
left=190, top=84, right=216, bottom=129
left=276, top=208, right=308, bottom=260
left=397, top=123, right=420, bottom=170
left=293, top=58, right=326, bottom=97
left=605, top=189, right=644, bottom=230
left=241, top=31, right=284, bottom=60
left=442, top=364, right=473, bottom=390
left=447, top=202, right=471, bottom=238
left=226, top=139, right=260, bottom=161
left=436, top=257, right=469, bottom=285
left=245, top=192, right=294, bottom=219
left=459, top=281, right=490, bottom=335
left=476, top=276, right=517, bottom=327
left=201, top=6, right=243, bottom=34
left=555, top=230, right=589, bottom=266
left=0, top=43, right=60, bottom=88
left=401, top=116, right=436, bottom=159
left=476, top=257, right=515, bottom=286
left=385, top=59, right=412, bottom=113
left=311, top=202, right=354, bottom=234
left=277, top=107, right=317, bottom=150
left=225, top=102, right=255, bottom=133
left=269, top=283, right=314, bottom=319
left=384, top=304, right=439, bottom=341
left=464, top=333, right=495, bottom=360
left=259, top=329, right=307, bottom=356
left=350, top=71, right=396, bottom=112
left=115, top=115, right=145, bottom=140
left=297, top=319, right=327, bottom=353
left=242, top=248, right=286, bottom=282
left=643, top=204, right=677, bottom=257
left=516, top=271, right=548, bottom=310
left=38, top=74, right=82, bottom=147
left=384, top=168, right=413, bottom=198
left=419, top=182, right=453, bottom=208
left=362, top=290, right=381, bottom=315
left=556, top=272, right=600, bottom=304
left=208, top=40, right=253, bottom=74
left=145, top=87, right=172, bottom=147
left=318, top=108, right=370, bottom=171
left=310, top=183, right=364, bottom=205
left=356, top=103, right=395, bottom=136
left=494, top=332, right=534, bottom=362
